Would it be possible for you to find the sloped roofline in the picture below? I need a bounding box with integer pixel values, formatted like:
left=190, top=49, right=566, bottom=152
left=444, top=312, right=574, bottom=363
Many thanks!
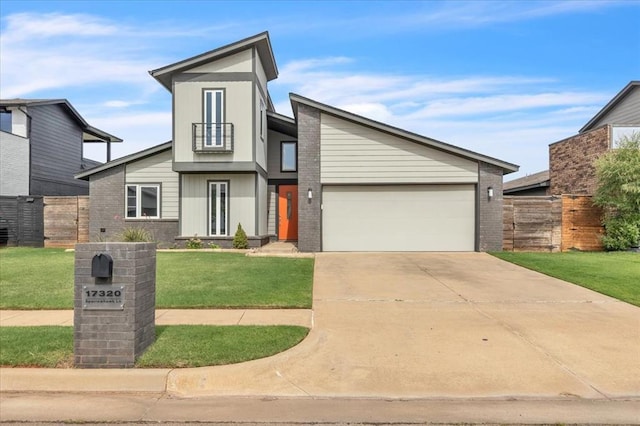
left=149, top=31, right=278, bottom=92
left=0, top=98, right=123, bottom=143
left=75, top=141, right=172, bottom=180
left=580, top=81, right=640, bottom=133
left=289, top=93, right=519, bottom=174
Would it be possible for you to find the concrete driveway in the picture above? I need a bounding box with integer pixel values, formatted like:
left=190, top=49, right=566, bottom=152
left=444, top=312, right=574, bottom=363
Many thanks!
left=167, top=252, right=639, bottom=399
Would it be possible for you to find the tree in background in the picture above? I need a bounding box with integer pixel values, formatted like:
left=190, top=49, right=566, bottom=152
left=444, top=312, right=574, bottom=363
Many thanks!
left=593, top=132, right=640, bottom=250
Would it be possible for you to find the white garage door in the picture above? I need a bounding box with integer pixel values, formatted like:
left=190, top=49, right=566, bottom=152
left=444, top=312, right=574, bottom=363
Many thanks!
left=322, top=185, right=475, bottom=251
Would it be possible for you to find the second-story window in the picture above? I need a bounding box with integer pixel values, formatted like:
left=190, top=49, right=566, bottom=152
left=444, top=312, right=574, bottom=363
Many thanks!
left=281, top=141, right=297, bottom=172
left=0, top=110, right=12, bottom=133
left=204, top=89, right=224, bottom=147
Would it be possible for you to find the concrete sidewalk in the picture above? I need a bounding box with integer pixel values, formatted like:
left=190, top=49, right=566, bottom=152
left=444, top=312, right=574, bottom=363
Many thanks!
left=0, top=309, right=313, bottom=327
left=1, top=252, right=639, bottom=424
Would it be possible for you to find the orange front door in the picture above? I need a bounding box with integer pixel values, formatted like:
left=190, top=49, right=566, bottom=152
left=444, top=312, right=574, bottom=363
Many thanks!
left=278, top=185, right=298, bottom=240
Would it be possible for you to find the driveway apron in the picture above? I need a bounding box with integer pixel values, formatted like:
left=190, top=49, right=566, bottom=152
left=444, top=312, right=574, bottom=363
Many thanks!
left=167, top=252, right=640, bottom=399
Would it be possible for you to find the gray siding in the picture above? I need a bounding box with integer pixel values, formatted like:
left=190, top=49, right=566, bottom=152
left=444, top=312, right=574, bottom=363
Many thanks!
left=320, top=114, right=478, bottom=184
left=0, top=132, right=30, bottom=196
left=267, top=129, right=298, bottom=180
left=89, top=165, right=178, bottom=246
left=126, top=150, right=179, bottom=219
left=29, top=104, right=90, bottom=196
left=591, top=86, right=640, bottom=128
left=267, top=184, right=276, bottom=236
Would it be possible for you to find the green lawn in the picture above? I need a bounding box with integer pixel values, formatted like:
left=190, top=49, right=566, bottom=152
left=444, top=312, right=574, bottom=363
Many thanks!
left=491, top=251, right=640, bottom=306
left=0, top=325, right=309, bottom=368
left=0, top=248, right=314, bottom=309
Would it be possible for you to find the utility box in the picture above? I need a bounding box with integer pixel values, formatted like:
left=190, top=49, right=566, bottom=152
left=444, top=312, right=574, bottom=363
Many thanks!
left=74, top=243, right=156, bottom=368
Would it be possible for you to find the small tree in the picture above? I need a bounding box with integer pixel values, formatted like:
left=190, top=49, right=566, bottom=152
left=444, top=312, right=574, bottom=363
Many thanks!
left=593, top=132, right=640, bottom=250
left=232, top=223, right=249, bottom=249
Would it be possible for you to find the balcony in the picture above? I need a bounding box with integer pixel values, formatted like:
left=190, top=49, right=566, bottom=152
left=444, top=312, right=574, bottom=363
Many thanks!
left=192, top=123, right=234, bottom=153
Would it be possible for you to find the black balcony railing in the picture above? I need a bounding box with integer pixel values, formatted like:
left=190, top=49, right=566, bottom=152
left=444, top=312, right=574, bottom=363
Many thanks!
left=192, top=123, right=234, bottom=153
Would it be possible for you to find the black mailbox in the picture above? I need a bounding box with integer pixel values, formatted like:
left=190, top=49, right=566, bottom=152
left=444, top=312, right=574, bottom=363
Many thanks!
left=91, top=253, right=113, bottom=278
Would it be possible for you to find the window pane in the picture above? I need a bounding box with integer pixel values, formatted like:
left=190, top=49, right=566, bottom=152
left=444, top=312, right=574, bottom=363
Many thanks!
left=205, top=91, right=213, bottom=146
left=126, top=186, right=137, bottom=218
left=215, top=91, right=223, bottom=146
left=0, top=111, right=12, bottom=133
left=282, top=142, right=297, bottom=172
left=140, top=186, right=158, bottom=217
left=220, top=183, right=226, bottom=235
left=210, top=183, right=217, bottom=235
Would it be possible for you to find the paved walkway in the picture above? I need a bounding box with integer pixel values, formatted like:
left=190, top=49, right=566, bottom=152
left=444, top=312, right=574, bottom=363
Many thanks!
left=0, top=309, right=312, bottom=327
left=1, top=252, right=639, bottom=424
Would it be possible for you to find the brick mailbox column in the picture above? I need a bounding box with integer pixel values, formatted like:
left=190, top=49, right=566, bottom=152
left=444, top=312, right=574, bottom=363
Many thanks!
left=74, top=242, right=156, bottom=368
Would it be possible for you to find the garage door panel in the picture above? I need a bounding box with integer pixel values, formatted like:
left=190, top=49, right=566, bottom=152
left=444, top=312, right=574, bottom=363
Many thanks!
left=322, top=185, right=475, bottom=252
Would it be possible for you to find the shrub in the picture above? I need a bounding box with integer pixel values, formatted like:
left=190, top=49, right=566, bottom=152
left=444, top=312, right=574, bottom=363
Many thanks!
left=232, top=223, right=249, bottom=249
left=601, top=217, right=640, bottom=251
left=120, top=227, right=152, bottom=242
left=185, top=236, right=203, bottom=249
left=207, top=243, right=220, bottom=249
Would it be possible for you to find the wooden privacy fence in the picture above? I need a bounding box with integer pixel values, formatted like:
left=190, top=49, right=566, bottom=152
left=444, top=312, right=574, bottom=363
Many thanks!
left=43, top=196, right=90, bottom=248
left=0, top=196, right=44, bottom=247
left=503, top=195, right=604, bottom=252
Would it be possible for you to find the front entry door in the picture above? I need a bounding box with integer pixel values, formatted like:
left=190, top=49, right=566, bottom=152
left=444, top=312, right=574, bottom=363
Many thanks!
left=278, top=185, right=298, bottom=240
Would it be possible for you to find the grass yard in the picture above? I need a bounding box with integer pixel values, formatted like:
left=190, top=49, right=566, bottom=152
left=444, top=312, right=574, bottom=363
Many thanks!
left=0, top=248, right=314, bottom=309
left=492, top=251, right=640, bottom=306
left=0, top=325, right=309, bottom=368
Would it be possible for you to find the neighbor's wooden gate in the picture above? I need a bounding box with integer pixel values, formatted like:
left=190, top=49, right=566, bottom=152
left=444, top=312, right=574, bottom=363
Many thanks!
left=44, top=196, right=90, bottom=248
left=503, top=196, right=562, bottom=252
left=561, top=195, right=604, bottom=251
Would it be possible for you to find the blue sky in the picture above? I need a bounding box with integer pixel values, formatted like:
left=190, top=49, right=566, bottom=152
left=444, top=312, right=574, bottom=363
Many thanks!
left=1, top=1, right=639, bottom=179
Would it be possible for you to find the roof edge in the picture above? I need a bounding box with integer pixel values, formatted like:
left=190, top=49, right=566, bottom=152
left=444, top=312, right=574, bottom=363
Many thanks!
left=75, top=141, right=172, bottom=180
left=289, top=93, right=519, bottom=174
left=580, top=81, right=640, bottom=133
left=149, top=31, right=278, bottom=91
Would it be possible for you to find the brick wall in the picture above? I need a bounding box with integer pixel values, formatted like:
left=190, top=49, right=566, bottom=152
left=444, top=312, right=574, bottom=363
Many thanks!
left=296, top=104, right=321, bottom=252
left=479, top=162, right=505, bottom=251
left=549, top=125, right=610, bottom=195
left=74, top=242, right=156, bottom=368
left=89, top=166, right=178, bottom=247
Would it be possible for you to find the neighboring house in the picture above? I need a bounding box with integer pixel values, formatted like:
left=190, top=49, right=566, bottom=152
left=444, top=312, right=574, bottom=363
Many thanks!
left=503, top=170, right=550, bottom=196
left=549, top=81, right=640, bottom=195
left=0, top=99, right=122, bottom=196
left=76, top=32, right=519, bottom=252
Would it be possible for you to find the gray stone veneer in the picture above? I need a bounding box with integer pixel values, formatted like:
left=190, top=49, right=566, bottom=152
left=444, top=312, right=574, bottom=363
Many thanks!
left=478, top=162, right=504, bottom=251
left=296, top=104, right=322, bottom=252
left=74, top=242, right=156, bottom=368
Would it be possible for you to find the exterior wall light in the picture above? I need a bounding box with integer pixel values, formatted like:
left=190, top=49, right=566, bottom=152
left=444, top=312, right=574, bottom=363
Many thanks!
left=307, top=188, right=313, bottom=200
left=487, top=187, right=494, bottom=200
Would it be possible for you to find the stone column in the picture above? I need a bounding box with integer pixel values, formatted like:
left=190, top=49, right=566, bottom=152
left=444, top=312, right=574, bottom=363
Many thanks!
left=74, top=242, right=156, bottom=368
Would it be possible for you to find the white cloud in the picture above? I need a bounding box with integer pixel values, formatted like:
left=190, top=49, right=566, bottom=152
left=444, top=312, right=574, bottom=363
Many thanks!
left=271, top=55, right=611, bottom=177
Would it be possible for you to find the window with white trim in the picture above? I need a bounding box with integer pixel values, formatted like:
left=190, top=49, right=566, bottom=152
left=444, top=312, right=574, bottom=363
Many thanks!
left=209, top=181, right=228, bottom=236
left=204, top=89, right=224, bottom=147
left=126, top=184, right=160, bottom=218
left=281, top=141, right=297, bottom=172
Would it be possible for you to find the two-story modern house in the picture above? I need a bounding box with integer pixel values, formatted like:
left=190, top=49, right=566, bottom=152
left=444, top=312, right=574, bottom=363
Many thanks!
left=76, top=32, right=519, bottom=252
left=0, top=99, right=122, bottom=197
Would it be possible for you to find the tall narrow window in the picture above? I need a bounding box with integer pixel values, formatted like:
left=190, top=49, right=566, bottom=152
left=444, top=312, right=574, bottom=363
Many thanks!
left=281, top=141, right=297, bottom=172
left=209, top=181, right=228, bottom=236
left=126, top=184, right=160, bottom=218
left=204, top=89, right=224, bottom=147
left=259, top=98, right=265, bottom=141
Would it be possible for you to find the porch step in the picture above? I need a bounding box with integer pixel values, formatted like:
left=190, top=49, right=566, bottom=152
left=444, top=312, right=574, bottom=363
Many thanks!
left=248, top=242, right=314, bottom=258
